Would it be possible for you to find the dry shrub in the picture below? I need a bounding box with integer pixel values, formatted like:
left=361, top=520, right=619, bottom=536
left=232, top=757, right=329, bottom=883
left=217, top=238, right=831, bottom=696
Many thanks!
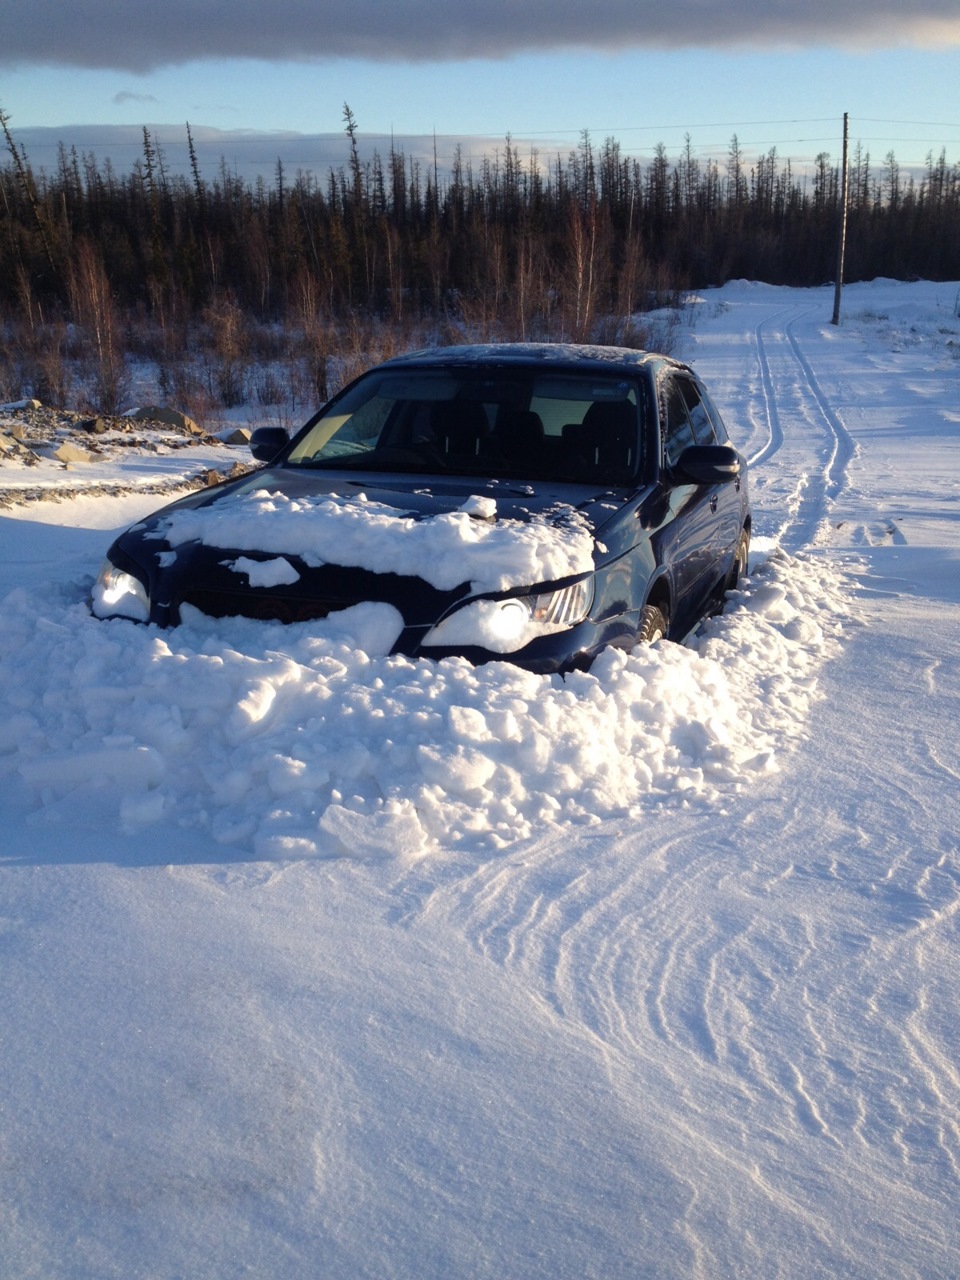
left=0, top=337, right=20, bottom=402
left=67, top=239, right=129, bottom=414
left=255, top=366, right=288, bottom=406
left=12, top=322, right=73, bottom=406
left=155, top=359, right=218, bottom=430
left=202, top=296, right=250, bottom=407
left=329, top=316, right=407, bottom=396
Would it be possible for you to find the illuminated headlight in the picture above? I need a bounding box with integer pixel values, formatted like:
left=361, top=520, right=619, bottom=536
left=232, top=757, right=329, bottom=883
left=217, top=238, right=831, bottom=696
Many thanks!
left=422, top=579, right=594, bottom=653
left=91, top=558, right=150, bottom=622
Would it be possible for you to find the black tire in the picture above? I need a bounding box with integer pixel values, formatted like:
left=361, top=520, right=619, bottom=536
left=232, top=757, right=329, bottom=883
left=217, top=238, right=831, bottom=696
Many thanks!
left=637, top=604, right=667, bottom=644
left=727, top=531, right=750, bottom=594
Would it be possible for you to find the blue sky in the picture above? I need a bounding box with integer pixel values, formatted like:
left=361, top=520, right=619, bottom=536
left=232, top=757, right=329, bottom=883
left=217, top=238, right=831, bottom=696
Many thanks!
left=1, top=1, right=958, bottom=181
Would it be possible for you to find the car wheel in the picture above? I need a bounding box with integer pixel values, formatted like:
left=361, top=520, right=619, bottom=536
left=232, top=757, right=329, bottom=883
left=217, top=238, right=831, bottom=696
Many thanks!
left=728, top=531, right=750, bottom=592
left=637, top=604, right=667, bottom=644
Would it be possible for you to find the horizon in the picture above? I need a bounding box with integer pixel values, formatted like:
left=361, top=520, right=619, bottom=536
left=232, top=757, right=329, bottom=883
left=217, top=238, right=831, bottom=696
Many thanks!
left=4, top=116, right=956, bottom=191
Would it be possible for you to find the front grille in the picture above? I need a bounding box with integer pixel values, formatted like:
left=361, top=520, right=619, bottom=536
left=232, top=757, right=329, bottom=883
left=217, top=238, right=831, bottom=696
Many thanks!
left=178, top=588, right=355, bottom=624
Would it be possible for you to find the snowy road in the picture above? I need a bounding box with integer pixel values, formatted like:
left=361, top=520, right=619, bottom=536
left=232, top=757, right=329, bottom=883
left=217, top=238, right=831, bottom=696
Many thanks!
left=2, top=280, right=959, bottom=1278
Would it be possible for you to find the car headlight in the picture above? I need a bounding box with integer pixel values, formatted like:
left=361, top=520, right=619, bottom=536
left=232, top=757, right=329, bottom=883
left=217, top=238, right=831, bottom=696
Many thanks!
left=91, top=558, right=150, bottom=622
left=422, top=578, right=594, bottom=653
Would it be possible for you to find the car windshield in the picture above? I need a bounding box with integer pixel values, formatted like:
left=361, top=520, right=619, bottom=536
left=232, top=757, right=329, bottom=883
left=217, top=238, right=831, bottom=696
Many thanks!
left=286, top=367, right=649, bottom=486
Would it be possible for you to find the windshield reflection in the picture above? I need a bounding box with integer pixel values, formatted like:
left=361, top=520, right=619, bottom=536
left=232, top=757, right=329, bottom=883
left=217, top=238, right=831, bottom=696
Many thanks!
left=287, top=369, right=648, bottom=485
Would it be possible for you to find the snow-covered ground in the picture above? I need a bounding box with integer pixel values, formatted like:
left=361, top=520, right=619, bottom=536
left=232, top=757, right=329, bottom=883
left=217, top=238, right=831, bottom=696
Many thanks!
left=1, top=279, right=959, bottom=1278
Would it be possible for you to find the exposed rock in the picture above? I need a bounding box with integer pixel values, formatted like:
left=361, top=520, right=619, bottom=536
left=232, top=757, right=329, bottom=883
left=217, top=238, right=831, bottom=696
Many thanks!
left=0, top=398, right=42, bottom=412
left=0, top=430, right=39, bottom=462
left=127, top=406, right=203, bottom=435
left=53, top=441, right=98, bottom=464
left=220, top=427, right=252, bottom=446
left=0, top=400, right=256, bottom=507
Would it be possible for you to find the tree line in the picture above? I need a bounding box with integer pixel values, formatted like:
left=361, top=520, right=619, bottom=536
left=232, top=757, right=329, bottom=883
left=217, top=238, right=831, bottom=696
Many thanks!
left=1, top=106, right=958, bottom=413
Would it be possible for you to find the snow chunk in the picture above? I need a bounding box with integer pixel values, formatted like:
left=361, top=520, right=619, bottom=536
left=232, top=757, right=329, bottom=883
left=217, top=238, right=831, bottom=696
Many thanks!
left=460, top=494, right=497, bottom=520
left=20, top=743, right=165, bottom=791
left=224, top=555, right=301, bottom=587
left=317, top=801, right=430, bottom=861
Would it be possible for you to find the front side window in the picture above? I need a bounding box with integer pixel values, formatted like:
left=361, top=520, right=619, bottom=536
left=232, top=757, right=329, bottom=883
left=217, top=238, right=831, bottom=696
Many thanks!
left=287, top=368, right=650, bottom=486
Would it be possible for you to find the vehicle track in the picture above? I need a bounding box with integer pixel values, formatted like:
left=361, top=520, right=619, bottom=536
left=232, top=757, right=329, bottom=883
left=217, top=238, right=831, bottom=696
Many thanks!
left=750, top=305, right=857, bottom=552
left=745, top=305, right=792, bottom=470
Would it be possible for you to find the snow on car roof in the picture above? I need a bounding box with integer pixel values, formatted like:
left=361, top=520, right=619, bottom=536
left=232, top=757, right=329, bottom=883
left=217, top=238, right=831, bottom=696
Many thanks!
left=382, top=342, right=679, bottom=372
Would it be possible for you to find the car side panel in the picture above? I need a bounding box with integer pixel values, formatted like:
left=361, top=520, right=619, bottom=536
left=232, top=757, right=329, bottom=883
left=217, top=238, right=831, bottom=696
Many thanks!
left=660, top=483, right=724, bottom=634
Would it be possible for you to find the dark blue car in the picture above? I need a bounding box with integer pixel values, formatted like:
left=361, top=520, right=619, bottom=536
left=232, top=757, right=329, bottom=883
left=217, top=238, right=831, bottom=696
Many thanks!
left=93, top=344, right=750, bottom=673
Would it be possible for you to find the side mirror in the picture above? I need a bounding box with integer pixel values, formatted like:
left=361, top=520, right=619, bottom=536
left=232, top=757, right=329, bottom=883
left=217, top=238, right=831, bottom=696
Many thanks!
left=249, top=426, right=290, bottom=462
left=672, top=444, right=741, bottom=485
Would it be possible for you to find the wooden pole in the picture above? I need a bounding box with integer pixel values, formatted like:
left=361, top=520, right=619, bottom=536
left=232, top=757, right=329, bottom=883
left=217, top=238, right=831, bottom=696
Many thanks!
left=831, top=113, right=850, bottom=325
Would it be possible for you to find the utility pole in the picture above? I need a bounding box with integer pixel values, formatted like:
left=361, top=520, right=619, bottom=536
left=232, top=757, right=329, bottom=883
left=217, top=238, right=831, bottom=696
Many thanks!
left=831, top=112, right=850, bottom=326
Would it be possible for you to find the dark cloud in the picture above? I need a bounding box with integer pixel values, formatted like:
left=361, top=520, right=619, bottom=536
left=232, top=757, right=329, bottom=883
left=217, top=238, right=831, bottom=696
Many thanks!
left=2, top=0, right=958, bottom=70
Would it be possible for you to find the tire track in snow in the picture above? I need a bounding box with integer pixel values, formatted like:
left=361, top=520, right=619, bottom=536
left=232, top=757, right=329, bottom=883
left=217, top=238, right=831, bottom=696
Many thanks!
left=745, top=306, right=791, bottom=469
left=747, top=306, right=818, bottom=550
left=750, top=306, right=857, bottom=553
left=785, top=317, right=857, bottom=507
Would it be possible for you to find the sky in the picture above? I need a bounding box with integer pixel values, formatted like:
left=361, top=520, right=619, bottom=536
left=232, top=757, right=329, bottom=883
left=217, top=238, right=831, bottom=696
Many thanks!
left=1, top=0, right=959, bottom=183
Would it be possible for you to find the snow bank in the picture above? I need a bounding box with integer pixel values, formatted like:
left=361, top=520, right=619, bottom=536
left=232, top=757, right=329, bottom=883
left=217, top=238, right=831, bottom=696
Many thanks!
left=0, top=550, right=852, bottom=861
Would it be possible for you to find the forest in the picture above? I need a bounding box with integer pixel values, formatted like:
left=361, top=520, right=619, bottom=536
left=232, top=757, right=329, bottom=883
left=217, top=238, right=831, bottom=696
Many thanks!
left=2, top=106, right=959, bottom=418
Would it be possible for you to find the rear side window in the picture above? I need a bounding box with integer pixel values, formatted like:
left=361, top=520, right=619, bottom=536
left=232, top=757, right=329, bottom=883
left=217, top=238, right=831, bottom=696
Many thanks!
left=661, top=378, right=697, bottom=466
left=695, top=382, right=731, bottom=444
left=677, top=377, right=718, bottom=446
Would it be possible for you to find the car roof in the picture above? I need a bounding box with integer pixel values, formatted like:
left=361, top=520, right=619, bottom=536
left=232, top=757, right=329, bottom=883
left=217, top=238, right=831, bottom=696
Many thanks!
left=378, top=342, right=690, bottom=378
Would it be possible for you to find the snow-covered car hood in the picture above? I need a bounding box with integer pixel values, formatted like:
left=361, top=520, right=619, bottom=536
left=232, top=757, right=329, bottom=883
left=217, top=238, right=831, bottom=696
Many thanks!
left=134, top=465, right=638, bottom=596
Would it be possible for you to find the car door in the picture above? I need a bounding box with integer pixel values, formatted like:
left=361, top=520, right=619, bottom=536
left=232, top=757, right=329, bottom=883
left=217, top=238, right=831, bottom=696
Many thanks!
left=658, top=373, right=720, bottom=632
left=687, top=376, right=745, bottom=566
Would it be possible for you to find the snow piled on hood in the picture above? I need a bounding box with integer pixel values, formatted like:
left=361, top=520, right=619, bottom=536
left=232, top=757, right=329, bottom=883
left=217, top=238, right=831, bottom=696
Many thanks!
left=155, top=488, right=597, bottom=592
left=0, top=548, right=852, bottom=861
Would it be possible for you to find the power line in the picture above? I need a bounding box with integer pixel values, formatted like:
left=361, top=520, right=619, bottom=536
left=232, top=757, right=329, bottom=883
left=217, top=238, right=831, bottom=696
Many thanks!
left=5, top=115, right=956, bottom=178
left=857, top=117, right=960, bottom=128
